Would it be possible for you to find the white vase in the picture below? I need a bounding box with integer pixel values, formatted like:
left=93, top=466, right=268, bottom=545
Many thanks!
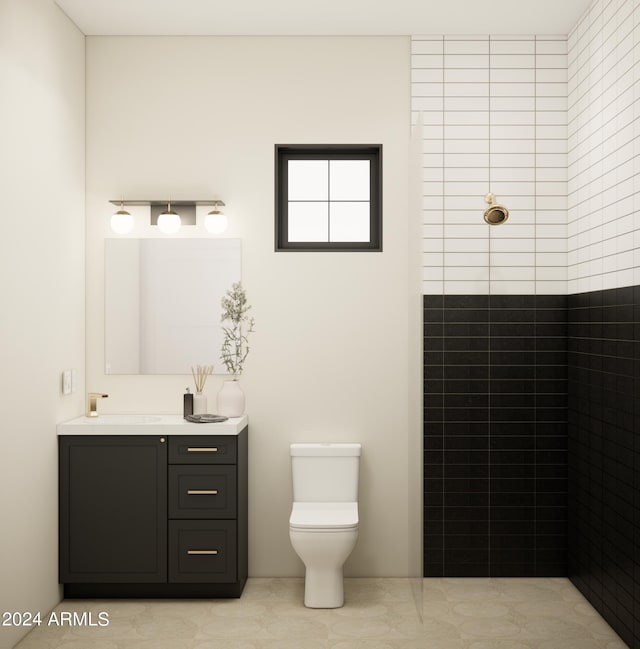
left=193, top=392, right=207, bottom=415
left=217, top=380, right=245, bottom=417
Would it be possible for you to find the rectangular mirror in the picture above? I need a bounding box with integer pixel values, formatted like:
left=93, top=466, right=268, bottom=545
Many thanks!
left=105, top=238, right=241, bottom=375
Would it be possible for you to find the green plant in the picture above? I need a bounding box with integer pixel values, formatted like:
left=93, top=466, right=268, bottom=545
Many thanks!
left=220, top=282, right=255, bottom=379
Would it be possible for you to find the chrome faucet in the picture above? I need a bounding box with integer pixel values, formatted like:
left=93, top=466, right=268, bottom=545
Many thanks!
left=87, top=392, right=109, bottom=417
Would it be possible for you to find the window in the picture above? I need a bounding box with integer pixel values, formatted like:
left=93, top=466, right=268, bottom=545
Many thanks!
left=275, top=145, right=382, bottom=251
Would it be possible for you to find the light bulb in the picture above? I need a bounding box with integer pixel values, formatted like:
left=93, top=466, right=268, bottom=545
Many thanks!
left=110, top=207, right=134, bottom=234
left=157, top=204, right=181, bottom=234
left=204, top=211, right=228, bottom=234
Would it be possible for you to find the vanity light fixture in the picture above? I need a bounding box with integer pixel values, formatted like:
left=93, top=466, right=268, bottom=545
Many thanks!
left=109, top=200, right=226, bottom=234
left=204, top=200, right=228, bottom=234
left=110, top=201, right=134, bottom=234
left=157, top=200, right=181, bottom=234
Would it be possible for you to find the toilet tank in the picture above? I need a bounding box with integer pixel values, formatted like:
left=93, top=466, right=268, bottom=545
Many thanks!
left=290, top=443, right=361, bottom=502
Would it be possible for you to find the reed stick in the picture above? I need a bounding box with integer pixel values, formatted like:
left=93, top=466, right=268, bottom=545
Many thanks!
left=191, top=365, right=213, bottom=393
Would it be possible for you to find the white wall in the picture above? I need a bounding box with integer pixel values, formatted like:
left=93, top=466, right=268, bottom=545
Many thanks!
left=0, top=1, right=85, bottom=647
left=568, top=0, right=640, bottom=293
left=85, top=36, right=418, bottom=576
left=413, top=35, right=568, bottom=296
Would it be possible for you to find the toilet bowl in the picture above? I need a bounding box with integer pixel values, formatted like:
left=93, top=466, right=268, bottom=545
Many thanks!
left=289, top=443, right=361, bottom=608
left=289, top=502, right=359, bottom=608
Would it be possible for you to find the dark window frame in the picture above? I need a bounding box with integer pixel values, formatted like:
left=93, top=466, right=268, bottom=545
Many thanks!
left=275, top=144, right=382, bottom=252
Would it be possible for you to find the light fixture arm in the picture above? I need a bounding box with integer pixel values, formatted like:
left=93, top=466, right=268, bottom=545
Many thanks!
left=109, top=200, right=226, bottom=207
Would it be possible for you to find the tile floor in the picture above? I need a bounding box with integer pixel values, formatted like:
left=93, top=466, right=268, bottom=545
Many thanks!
left=13, top=578, right=628, bottom=649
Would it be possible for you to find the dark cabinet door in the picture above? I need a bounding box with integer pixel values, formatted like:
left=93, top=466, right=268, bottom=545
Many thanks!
left=59, top=436, right=167, bottom=583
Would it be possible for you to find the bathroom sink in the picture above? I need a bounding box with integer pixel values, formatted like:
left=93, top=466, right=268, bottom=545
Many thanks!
left=57, top=413, right=248, bottom=436
left=87, top=414, right=162, bottom=425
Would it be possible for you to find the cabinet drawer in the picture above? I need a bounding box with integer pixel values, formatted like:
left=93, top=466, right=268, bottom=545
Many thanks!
left=169, top=465, right=236, bottom=519
left=169, top=436, right=236, bottom=464
left=169, top=521, right=236, bottom=583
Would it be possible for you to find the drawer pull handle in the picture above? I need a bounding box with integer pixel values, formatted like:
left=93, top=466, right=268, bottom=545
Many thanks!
left=187, top=447, right=218, bottom=453
left=187, top=489, right=218, bottom=495
left=187, top=549, right=218, bottom=555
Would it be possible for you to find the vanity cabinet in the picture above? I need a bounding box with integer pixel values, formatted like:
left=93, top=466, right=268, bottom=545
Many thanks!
left=59, top=427, right=248, bottom=598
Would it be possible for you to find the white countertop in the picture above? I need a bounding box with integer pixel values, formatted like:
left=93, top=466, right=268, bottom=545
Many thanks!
left=57, top=414, right=248, bottom=436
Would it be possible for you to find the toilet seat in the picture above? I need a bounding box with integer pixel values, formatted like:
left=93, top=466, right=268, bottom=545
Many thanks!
left=289, top=502, right=358, bottom=531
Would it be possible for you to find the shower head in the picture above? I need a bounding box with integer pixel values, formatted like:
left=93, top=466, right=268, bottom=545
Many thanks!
left=483, top=193, right=509, bottom=225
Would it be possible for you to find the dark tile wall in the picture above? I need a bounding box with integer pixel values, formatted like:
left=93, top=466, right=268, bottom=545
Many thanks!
left=568, top=285, right=640, bottom=649
left=424, top=294, right=568, bottom=577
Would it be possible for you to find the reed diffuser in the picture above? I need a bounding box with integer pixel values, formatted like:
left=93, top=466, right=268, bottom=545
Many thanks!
left=191, top=365, right=213, bottom=414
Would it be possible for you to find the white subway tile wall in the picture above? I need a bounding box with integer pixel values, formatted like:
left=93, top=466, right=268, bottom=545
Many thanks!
left=412, top=35, right=568, bottom=296
left=567, top=0, right=640, bottom=293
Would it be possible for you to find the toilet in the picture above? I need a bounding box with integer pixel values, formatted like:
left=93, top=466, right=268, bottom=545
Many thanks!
left=289, top=442, right=361, bottom=608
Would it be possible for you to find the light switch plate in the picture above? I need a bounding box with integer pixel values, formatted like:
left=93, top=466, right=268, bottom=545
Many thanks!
left=62, top=370, right=72, bottom=395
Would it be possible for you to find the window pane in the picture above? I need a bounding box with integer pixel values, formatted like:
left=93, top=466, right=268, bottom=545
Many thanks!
left=329, top=160, right=370, bottom=201
left=288, top=160, right=328, bottom=200
left=276, top=144, right=381, bottom=251
left=288, top=202, right=329, bottom=242
left=329, top=202, right=370, bottom=242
